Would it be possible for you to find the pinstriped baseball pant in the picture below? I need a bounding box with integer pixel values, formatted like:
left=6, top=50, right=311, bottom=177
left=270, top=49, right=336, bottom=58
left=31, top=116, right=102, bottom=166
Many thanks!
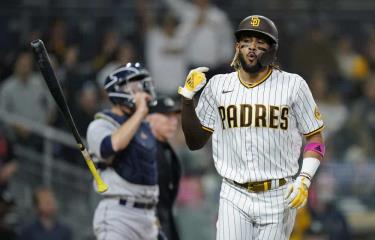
left=216, top=179, right=296, bottom=240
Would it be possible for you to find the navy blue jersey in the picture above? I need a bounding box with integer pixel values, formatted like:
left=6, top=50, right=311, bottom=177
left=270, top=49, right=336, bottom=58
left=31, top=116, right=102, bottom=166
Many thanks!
left=87, top=110, right=158, bottom=186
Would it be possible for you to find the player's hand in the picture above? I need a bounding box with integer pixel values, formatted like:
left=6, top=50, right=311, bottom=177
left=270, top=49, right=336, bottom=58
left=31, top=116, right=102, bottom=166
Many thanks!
left=134, top=92, right=151, bottom=117
left=178, top=67, right=209, bottom=99
left=285, top=176, right=310, bottom=209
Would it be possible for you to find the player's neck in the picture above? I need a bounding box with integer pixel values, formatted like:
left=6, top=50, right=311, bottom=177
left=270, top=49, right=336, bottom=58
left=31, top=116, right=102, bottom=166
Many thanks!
left=238, top=66, right=270, bottom=84
left=111, top=106, right=131, bottom=116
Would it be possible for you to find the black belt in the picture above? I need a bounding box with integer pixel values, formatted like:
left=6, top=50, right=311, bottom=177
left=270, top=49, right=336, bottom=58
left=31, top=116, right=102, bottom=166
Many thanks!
left=228, top=178, right=287, bottom=193
left=119, top=199, right=156, bottom=210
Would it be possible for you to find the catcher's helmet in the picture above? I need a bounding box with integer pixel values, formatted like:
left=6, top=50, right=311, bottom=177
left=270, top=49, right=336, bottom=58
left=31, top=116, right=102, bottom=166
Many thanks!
left=235, top=15, right=278, bottom=66
left=104, top=62, right=157, bottom=109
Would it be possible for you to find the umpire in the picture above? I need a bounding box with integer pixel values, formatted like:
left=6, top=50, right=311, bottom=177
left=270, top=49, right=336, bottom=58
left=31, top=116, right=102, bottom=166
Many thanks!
left=149, top=97, right=182, bottom=240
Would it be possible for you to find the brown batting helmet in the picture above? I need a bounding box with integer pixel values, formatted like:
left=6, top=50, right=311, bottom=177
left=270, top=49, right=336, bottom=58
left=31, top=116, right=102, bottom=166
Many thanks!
left=233, top=15, right=279, bottom=67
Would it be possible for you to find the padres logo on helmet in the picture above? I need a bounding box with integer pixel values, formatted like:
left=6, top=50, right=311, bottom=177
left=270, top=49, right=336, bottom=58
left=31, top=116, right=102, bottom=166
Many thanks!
left=250, top=16, right=260, bottom=27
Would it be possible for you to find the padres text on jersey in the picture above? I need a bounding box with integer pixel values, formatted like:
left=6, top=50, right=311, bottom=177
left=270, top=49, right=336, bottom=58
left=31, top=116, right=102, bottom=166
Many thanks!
left=196, top=69, right=324, bottom=183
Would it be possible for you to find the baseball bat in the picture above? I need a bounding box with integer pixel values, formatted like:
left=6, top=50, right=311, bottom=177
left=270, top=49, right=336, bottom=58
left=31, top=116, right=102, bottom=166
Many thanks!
left=30, top=39, right=108, bottom=193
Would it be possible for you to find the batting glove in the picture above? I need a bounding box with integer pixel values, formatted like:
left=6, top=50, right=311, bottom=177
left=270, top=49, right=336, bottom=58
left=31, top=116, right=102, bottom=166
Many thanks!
left=178, top=67, right=209, bottom=99
left=285, top=176, right=310, bottom=209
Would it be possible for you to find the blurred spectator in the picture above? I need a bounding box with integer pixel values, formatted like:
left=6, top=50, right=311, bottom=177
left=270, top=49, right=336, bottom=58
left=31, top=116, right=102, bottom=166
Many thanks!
left=18, top=187, right=72, bottom=240
left=292, top=27, right=338, bottom=79
left=58, top=45, right=84, bottom=109
left=92, top=30, right=120, bottom=73
left=138, top=0, right=188, bottom=98
left=332, top=76, right=375, bottom=161
left=302, top=227, right=329, bottom=240
left=72, top=82, right=100, bottom=137
left=0, top=52, right=54, bottom=150
left=364, top=34, right=375, bottom=70
left=0, top=125, right=17, bottom=240
left=52, top=45, right=94, bottom=133
left=309, top=70, right=348, bottom=159
left=349, top=77, right=375, bottom=158
left=0, top=126, right=17, bottom=195
left=310, top=70, right=348, bottom=139
left=308, top=172, right=352, bottom=240
left=148, top=97, right=182, bottom=240
left=44, top=19, right=70, bottom=63
left=53, top=82, right=100, bottom=166
left=96, top=42, right=135, bottom=88
left=335, top=36, right=370, bottom=99
left=0, top=190, right=16, bottom=240
left=176, top=176, right=204, bottom=208
left=336, top=36, right=369, bottom=81
left=164, top=0, right=234, bottom=77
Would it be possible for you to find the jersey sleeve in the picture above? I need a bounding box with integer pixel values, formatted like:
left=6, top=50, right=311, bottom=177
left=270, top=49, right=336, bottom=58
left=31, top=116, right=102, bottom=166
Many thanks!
left=195, top=79, right=216, bottom=132
left=292, top=77, right=324, bottom=136
left=86, top=119, right=115, bottom=161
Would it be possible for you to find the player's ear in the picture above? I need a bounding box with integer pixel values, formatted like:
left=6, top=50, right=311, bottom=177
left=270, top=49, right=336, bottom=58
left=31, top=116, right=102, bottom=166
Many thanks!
left=235, top=42, right=240, bottom=50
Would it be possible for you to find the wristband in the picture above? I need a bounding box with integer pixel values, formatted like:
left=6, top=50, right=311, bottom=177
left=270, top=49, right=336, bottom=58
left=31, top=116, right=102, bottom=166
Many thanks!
left=299, top=157, right=320, bottom=187
left=178, top=86, right=194, bottom=99
left=303, top=142, right=325, bottom=157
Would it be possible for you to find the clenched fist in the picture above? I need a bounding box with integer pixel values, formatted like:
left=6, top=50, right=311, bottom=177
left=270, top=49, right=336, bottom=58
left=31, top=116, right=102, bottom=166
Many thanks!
left=178, top=67, right=209, bottom=99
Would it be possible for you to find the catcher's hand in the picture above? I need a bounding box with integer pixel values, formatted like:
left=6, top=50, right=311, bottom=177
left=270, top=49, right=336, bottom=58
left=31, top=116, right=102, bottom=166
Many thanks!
left=178, top=67, right=209, bottom=99
left=285, top=176, right=311, bottom=209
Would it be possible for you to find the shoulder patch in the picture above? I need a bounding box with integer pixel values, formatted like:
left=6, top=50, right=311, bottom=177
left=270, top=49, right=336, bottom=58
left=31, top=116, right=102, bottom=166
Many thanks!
left=314, top=106, right=323, bottom=120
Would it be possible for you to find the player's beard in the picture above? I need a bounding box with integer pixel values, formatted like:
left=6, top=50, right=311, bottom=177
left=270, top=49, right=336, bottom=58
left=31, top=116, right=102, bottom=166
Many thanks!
left=238, top=51, right=264, bottom=74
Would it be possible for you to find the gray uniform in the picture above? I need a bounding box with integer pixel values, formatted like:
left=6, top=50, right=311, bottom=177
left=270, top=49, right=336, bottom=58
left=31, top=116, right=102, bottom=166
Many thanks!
left=87, top=111, right=159, bottom=240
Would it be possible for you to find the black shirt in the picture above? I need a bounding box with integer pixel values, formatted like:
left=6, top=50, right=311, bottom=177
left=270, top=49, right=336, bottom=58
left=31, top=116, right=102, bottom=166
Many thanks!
left=156, top=141, right=182, bottom=240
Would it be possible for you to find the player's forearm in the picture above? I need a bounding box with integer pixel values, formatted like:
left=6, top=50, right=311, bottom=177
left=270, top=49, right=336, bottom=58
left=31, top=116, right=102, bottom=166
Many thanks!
left=111, top=111, right=145, bottom=151
left=300, top=132, right=325, bottom=182
left=181, top=97, right=211, bottom=150
left=303, top=132, right=324, bottom=160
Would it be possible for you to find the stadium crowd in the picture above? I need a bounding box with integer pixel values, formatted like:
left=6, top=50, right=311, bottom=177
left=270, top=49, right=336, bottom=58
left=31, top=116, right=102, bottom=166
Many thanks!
left=0, top=0, right=374, bottom=239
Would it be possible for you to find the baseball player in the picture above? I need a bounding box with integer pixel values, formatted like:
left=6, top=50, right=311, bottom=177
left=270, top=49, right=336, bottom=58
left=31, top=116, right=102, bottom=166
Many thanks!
left=178, top=15, right=325, bottom=240
left=87, top=63, right=162, bottom=240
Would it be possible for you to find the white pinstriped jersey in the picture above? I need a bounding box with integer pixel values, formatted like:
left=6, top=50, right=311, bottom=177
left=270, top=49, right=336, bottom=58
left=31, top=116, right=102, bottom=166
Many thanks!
left=196, top=69, right=324, bottom=183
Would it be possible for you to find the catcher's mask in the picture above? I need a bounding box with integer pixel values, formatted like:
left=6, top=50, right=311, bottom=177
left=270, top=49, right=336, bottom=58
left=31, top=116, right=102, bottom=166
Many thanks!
left=104, top=62, right=157, bottom=110
left=231, top=15, right=278, bottom=69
